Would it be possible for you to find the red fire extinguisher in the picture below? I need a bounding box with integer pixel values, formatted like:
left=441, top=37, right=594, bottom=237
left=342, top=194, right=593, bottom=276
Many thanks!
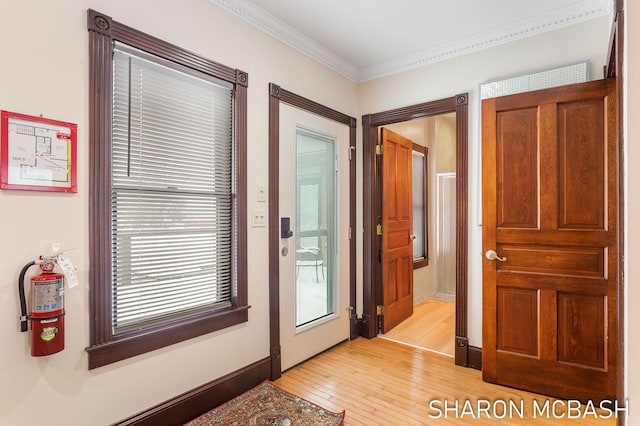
left=18, top=256, right=65, bottom=356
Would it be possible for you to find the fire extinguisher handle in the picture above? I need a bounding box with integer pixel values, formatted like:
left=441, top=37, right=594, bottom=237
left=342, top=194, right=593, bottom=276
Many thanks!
left=18, top=261, right=36, bottom=333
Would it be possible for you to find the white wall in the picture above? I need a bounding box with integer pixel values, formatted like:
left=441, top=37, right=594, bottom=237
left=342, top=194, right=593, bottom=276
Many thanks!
left=0, top=1, right=356, bottom=425
left=625, top=0, right=638, bottom=422
left=357, top=16, right=610, bottom=347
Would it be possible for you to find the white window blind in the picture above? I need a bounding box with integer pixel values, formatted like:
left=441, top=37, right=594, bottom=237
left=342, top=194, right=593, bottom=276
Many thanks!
left=112, top=43, right=234, bottom=333
left=412, top=151, right=425, bottom=260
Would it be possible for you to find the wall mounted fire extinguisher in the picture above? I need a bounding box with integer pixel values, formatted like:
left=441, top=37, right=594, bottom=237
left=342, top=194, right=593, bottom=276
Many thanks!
left=18, top=255, right=65, bottom=356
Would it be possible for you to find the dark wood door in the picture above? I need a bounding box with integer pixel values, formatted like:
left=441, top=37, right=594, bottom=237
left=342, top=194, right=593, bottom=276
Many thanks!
left=482, top=79, right=618, bottom=401
left=381, top=128, right=414, bottom=333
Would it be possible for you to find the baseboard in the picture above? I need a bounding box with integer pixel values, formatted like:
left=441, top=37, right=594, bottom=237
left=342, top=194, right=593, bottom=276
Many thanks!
left=468, top=345, right=482, bottom=370
left=113, top=357, right=271, bottom=426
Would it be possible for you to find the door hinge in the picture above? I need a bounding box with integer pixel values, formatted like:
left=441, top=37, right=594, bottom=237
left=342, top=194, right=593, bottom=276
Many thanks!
left=377, top=305, right=384, bottom=315
left=375, top=144, right=383, bottom=155
left=376, top=224, right=383, bottom=235
left=348, top=226, right=352, bottom=240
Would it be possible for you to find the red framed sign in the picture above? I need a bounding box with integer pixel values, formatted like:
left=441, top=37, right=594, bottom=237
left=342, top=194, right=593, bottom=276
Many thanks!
left=1, top=110, right=77, bottom=192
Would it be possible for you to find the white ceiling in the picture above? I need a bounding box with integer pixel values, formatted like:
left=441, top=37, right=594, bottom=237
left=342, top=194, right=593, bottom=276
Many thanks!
left=209, top=0, right=613, bottom=82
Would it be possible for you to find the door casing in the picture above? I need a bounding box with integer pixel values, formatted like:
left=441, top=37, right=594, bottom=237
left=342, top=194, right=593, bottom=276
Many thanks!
left=268, top=83, right=357, bottom=380
left=361, top=94, right=472, bottom=367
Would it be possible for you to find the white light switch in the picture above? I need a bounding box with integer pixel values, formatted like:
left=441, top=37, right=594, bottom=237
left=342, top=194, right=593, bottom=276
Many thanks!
left=257, top=184, right=267, bottom=202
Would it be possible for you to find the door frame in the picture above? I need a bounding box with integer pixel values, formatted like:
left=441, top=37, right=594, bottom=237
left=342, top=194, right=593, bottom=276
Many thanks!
left=268, top=83, right=357, bottom=380
left=606, top=1, right=625, bottom=421
left=361, top=94, right=473, bottom=367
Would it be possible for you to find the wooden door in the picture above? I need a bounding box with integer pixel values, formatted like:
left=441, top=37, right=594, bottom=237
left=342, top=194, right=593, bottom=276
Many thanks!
left=482, top=79, right=618, bottom=401
left=381, top=128, right=414, bottom=333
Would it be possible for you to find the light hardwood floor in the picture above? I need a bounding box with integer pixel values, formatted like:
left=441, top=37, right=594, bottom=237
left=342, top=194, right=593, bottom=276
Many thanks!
left=380, top=299, right=455, bottom=356
left=275, top=338, right=619, bottom=425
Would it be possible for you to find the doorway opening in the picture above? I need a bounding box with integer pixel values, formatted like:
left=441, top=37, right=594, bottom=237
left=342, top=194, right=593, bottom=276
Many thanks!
left=361, top=94, right=475, bottom=368
left=377, top=114, right=456, bottom=356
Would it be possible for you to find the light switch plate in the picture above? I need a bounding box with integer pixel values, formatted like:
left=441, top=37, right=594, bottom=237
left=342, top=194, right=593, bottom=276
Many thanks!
left=257, top=184, right=267, bottom=202
left=252, top=209, right=266, bottom=227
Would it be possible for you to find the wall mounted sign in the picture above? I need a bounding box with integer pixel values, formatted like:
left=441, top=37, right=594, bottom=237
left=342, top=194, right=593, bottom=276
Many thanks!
left=0, top=110, right=77, bottom=192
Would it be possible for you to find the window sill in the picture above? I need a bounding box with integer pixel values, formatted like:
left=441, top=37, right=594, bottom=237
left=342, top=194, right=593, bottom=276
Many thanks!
left=413, top=258, right=429, bottom=269
left=86, top=305, right=250, bottom=370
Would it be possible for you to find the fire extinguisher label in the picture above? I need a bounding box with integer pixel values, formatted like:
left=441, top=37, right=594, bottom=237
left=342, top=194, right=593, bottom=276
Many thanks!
left=31, top=278, right=63, bottom=313
left=39, top=326, right=58, bottom=342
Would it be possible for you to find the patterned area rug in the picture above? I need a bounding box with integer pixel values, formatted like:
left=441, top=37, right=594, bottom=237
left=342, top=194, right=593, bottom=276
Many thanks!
left=184, top=381, right=345, bottom=426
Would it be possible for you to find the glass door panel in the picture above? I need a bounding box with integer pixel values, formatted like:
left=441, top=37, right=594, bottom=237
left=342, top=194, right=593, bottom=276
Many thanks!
left=295, top=129, right=335, bottom=327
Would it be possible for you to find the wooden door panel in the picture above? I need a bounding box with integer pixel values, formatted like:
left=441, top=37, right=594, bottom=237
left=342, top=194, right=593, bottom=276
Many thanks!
left=482, top=79, right=617, bottom=402
left=499, top=245, right=606, bottom=277
left=497, top=287, right=538, bottom=356
left=381, top=128, right=414, bottom=333
left=496, top=228, right=609, bottom=245
left=557, top=293, right=606, bottom=369
left=385, top=256, right=412, bottom=299
left=384, top=142, right=399, bottom=220
left=495, top=355, right=612, bottom=402
left=387, top=229, right=411, bottom=250
left=385, top=260, right=399, bottom=304
left=383, top=141, right=412, bottom=223
left=497, top=108, right=539, bottom=229
left=395, top=145, right=412, bottom=221
left=496, top=273, right=608, bottom=297
left=558, top=100, right=606, bottom=230
left=384, top=255, right=413, bottom=330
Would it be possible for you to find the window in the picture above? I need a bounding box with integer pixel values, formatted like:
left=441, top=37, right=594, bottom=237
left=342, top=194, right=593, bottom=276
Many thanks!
left=87, top=10, right=248, bottom=369
left=412, top=144, right=429, bottom=268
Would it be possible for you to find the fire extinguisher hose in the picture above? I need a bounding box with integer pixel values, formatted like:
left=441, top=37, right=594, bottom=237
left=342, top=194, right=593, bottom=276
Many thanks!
left=18, top=261, right=36, bottom=333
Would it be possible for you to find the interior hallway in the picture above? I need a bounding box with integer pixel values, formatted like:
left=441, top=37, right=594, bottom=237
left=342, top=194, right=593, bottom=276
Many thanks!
left=380, top=299, right=455, bottom=356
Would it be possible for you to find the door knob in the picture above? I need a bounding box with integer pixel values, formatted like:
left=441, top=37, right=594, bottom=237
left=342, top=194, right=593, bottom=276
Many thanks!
left=485, top=249, right=507, bottom=262
left=410, top=235, right=417, bottom=241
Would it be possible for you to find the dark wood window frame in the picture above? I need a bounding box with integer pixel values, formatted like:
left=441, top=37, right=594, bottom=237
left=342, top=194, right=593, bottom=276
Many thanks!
left=361, top=94, right=471, bottom=367
left=86, top=9, right=248, bottom=369
left=411, top=143, right=429, bottom=269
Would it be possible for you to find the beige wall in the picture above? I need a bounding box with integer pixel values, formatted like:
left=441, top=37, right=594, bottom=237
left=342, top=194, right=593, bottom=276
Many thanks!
left=0, top=1, right=356, bottom=425
left=625, top=0, right=638, bottom=422
left=434, top=115, right=456, bottom=174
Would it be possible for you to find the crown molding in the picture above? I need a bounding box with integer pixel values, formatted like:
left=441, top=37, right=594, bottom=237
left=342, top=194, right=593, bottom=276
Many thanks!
left=358, top=1, right=612, bottom=81
left=210, top=0, right=612, bottom=83
left=209, top=0, right=359, bottom=81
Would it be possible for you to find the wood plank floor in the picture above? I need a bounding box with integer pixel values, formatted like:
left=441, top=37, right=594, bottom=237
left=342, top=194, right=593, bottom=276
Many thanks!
left=275, top=338, right=618, bottom=425
left=380, top=299, right=455, bottom=356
